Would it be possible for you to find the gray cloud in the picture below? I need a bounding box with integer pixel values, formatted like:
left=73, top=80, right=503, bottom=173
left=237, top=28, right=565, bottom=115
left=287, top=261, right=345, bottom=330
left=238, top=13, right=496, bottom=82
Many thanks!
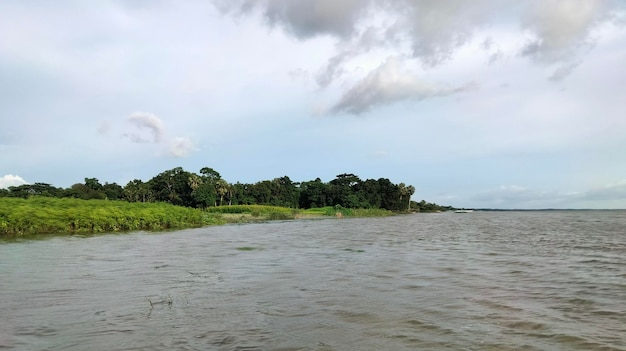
left=472, top=185, right=559, bottom=208
left=215, top=0, right=371, bottom=39
left=122, top=112, right=195, bottom=158
left=331, top=57, right=475, bottom=114
left=216, top=0, right=625, bottom=93
left=471, top=181, right=626, bottom=209
left=577, top=180, right=626, bottom=202
left=126, top=112, right=164, bottom=143
left=549, top=61, right=582, bottom=82
left=391, top=0, right=504, bottom=67
left=316, top=26, right=384, bottom=87
left=520, top=0, right=611, bottom=63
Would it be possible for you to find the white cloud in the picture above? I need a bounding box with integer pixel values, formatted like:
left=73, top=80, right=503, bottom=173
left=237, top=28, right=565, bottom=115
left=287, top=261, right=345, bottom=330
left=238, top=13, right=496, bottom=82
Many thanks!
left=368, top=150, right=388, bottom=159
left=331, top=57, right=475, bottom=114
left=126, top=111, right=165, bottom=143
left=168, top=137, right=196, bottom=158
left=0, top=174, right=28, bottom=189
left=118, top=112, right=196, bottom=158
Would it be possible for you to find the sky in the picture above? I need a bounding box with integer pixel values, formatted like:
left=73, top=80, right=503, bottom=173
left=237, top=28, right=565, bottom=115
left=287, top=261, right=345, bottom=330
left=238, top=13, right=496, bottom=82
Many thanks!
left=1, top=0, right=626, bottom=209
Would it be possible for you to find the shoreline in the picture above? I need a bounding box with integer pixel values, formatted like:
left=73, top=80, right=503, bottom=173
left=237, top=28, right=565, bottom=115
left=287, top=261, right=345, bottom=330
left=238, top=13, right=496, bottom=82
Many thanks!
left=0, top=198, right=395, bottom=240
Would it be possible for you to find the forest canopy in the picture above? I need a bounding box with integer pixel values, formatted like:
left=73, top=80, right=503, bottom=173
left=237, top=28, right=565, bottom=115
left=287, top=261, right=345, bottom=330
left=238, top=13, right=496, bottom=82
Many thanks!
left=0, top=167, right=451, bottom=212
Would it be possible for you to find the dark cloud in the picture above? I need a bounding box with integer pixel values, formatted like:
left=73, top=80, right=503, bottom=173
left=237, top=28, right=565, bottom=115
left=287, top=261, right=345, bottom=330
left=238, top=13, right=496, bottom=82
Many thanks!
left=215, top=0, right=371, bottom=39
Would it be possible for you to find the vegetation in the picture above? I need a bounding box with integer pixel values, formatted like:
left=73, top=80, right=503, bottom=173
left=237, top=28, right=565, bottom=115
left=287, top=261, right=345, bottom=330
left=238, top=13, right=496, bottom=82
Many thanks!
left=1, top=168, right=449, bottom=212
left=0, top=166, right=453, bottom=237
left=0, top=197, right=223, bottom=238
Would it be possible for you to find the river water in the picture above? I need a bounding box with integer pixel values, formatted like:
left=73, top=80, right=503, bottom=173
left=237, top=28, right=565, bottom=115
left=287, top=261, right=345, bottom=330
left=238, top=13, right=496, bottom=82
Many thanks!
left=1, top=211, right=625, bottom=350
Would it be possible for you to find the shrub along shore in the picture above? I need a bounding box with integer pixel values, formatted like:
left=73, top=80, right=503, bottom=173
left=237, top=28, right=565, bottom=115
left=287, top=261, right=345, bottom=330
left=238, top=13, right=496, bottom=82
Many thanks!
left=0, top=197, right=393, bottom=238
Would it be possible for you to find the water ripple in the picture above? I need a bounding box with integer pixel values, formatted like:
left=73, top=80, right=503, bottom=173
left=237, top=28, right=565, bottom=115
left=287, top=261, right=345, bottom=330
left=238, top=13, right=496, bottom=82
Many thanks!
left=1, top=211, right=625, bottom=350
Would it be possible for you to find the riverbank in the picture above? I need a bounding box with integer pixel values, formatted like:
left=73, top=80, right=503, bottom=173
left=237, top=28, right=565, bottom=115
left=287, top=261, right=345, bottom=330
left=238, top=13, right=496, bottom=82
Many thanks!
left=0, top=198, right=394, bottom=238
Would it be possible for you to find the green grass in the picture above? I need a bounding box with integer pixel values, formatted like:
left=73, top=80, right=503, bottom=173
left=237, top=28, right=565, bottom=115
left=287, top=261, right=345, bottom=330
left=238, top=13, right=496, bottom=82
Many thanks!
left=207, top=205, right=298, bottom=223
left=206, top=204, right=295, bottom=215
left=299, top=206, right=393, bottom=218
left=0, top=197, right=224, bottom=238
left=208, top=205, right=394, bottom=221
left=236, top=246, right=257, bottom=251
left=0, top=199, right=395, bottom=238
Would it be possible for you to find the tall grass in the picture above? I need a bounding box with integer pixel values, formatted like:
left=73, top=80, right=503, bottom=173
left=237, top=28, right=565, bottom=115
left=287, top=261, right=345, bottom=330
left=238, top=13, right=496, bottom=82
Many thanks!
left=300, top=206, right=393, bottom=218
left=0, top=199, right=395, bottom=238
left=207, top=205, right=297, bottom=221
left=0, top=197, right=224, bottom=238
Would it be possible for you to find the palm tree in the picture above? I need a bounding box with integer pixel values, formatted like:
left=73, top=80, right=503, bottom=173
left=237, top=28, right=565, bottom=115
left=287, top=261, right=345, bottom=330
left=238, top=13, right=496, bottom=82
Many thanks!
left=215, top=179, right=229, bottom=206
left=407, top=185, right=415, bottom=211
left=188, top=174, right=202, bottom=191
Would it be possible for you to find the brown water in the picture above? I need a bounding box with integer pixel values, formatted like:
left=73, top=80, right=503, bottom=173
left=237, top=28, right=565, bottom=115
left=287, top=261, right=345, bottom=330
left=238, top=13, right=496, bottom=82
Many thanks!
left=1, top=211, right=625, bottom=350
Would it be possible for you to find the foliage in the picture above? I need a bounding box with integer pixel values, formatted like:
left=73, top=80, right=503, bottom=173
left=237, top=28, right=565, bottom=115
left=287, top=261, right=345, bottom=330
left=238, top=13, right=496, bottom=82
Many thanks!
left=411, top=200, right=454, bottom=213
left=1, top=166, right=454, bottom=225
left=300, top=206, right=393, bottom=218
left=206, top=204, right=294, bottom=216
left=0, top=197, right=223, bottom=238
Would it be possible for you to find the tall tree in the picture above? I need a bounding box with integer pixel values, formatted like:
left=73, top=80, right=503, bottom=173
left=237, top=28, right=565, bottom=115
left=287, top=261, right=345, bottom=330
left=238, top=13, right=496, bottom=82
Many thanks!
left=299, top=178, right=328, bottom=208
left=148, top=167, right=194, bottom=206
left=406, top=185, right=415, bottom=211
left=102, top=182, right=124, bottom=200
left=215, top=179, right=230, bottom=206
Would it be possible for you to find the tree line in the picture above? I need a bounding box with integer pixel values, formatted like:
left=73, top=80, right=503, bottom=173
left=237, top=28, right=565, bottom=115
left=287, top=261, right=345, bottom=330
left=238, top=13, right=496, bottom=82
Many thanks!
left=0, top=167, right=452, bottom=212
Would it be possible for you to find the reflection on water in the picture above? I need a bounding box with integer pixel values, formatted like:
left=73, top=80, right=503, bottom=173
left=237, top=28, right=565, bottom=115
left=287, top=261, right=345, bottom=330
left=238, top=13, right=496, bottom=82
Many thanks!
left=1, top=211, right=625, bottom=350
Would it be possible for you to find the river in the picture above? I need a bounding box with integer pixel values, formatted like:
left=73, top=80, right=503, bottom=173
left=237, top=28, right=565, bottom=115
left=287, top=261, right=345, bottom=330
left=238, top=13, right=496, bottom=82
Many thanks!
left=1, top=211, right=625, bottom=350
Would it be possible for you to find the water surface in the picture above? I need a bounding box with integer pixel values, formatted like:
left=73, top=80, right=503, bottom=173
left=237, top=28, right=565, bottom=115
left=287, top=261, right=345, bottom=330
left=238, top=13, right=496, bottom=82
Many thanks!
left=1, top=211, right=625, bottom=350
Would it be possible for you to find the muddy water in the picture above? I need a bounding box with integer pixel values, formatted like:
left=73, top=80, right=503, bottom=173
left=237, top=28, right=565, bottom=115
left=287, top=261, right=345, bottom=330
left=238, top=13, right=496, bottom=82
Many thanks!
left=1, top=211, right=625, bottom=350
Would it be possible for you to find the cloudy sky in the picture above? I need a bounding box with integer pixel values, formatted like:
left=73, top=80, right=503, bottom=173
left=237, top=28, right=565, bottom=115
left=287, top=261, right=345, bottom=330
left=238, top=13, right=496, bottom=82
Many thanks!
left=1, top=0, right=625, bottom=209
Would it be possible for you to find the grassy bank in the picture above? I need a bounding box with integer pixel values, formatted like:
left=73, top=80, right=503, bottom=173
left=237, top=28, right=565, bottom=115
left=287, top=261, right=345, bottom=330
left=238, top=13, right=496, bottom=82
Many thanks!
left=0, top=197, right=224, bottom=238
left=208, top=204, right=394, bottom=222
left=0, top=199, right=394, bottom=238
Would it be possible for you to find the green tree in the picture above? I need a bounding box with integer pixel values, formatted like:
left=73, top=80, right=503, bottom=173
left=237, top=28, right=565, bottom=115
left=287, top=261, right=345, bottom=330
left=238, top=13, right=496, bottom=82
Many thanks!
left=329, top=173, right=362, bottom=208
left=84, top=178, right=103, bottom=191
left=354, top=179, right=382, bottom=208
left=378, top=178, right=401, bottom=211
left=230, top=182, right=255, bottom=205
left=299, top=178, right=328, bottom=208
left=124, top=179, right=154, bottom=202
left=65, top=183, right=106, bottom=200
left=148, top=167, right=194, bottom=206
left=215, top=179, right=230, bottom=206
left=102, top=182, right=124, bottom=200
left=6, top=183, right=63, bottom=198
left=405, top=185, right=415, bottom=211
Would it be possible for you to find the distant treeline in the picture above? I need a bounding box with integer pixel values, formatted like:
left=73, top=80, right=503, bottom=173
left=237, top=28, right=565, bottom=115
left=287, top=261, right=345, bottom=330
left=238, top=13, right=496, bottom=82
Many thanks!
left=0, top=167, right=451, bottom=212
